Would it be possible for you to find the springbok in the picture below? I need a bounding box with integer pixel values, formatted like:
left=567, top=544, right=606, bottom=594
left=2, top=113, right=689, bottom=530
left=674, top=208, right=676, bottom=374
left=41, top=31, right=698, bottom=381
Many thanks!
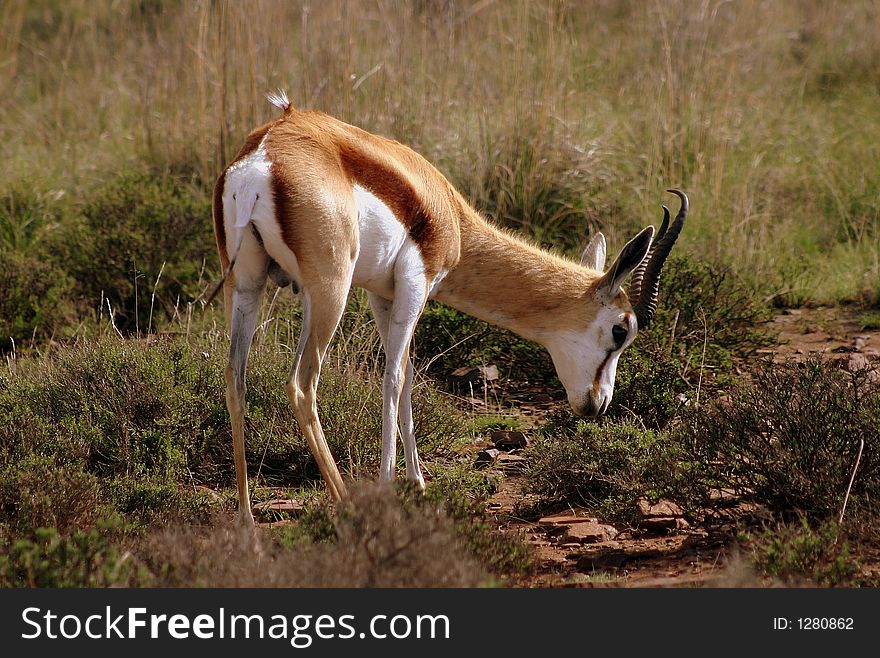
left=213, top=91, right=686, bottom=525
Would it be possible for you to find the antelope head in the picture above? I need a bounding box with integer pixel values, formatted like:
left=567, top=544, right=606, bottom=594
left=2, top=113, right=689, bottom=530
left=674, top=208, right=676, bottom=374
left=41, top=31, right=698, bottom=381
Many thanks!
left=546, top=189, right=688, bottom=417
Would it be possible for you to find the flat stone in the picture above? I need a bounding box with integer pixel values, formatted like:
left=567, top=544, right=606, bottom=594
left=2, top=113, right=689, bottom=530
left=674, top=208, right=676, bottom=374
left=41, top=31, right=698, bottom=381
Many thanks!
left=475, top=448, right=500, bottom=466
left=640, top=516, right=691, bottom=532
left=492, top=430, right=530, bottom=450
left=496, top=453, right=527, bottom=472
left=637, top=497, right=684, bottom=519
left=253, top=498, right=304, bottom=513
left=478, top=364, right=500, bottom=381
left=559, top=521, right=619, bottom=544
left=539, top=514, right=599, bottom=526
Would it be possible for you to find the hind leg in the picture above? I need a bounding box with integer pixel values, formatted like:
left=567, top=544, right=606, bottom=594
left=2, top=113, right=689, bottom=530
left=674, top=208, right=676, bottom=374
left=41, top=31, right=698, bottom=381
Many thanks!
left=225, top=284, right=267, bottom=527
left=286, top=282, right=350, bottom=500
left=221, top=225, right=270, bottom=527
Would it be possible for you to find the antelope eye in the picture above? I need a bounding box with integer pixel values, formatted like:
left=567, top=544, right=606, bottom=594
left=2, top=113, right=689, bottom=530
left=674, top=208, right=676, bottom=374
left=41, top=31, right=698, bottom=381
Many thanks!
left=611, top=324, right=628, bottom=349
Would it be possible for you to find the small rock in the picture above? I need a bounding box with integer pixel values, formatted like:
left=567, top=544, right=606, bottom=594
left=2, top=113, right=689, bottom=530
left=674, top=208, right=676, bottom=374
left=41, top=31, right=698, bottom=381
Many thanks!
left=448, top=365, right=500, bottom=386
left=560, top=521, right=618, bottom=544
left=253, top=498, right=304, bottom=514
left=636, top=498, right=688, bottom=532
left=640, top=516, right=691, bottom=532
left=478, top=364, right=500, bottom=381
left=496, top=453, right=527, bottom=473
left=475, top=448, right=500, bottom=466
left=448, top=366, right=482, bottom=386
left=852, top=335, right=870, bottom=351
left=637, top=497, right=684, bottom=519
left=847, top=354, right=880, bottom=383
left=492, top=430, right=530, bottom=450
left=539, top=514, right=599, bottom=526
left=708, top=488, right=738, bottom=502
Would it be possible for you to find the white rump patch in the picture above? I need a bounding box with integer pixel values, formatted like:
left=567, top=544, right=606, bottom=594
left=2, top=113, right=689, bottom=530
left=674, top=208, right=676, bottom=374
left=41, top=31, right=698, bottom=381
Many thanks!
left=266, top=89, right=290, bottom=111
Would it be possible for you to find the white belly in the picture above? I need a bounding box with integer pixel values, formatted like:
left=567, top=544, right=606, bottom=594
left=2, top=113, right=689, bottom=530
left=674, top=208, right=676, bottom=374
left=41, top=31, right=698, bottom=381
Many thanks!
left=352, top=184, right=412, bottom=299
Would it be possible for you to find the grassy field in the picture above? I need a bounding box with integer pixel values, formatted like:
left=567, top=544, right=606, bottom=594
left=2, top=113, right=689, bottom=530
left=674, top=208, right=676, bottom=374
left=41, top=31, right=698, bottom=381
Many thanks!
left=1, top=0, right=879, bottom=587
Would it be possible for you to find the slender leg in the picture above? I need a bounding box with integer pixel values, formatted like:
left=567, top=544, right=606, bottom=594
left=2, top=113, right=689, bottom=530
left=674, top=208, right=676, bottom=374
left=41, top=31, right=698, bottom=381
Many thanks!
left=368, top=251, right=428, bottom=486
left=369, top=292, right=425, bottom=489
left=398, top=359, right=425, bottom=489
left=225, top=285, right=263, bottom=527
left=286, top=286, right=349, bottom=501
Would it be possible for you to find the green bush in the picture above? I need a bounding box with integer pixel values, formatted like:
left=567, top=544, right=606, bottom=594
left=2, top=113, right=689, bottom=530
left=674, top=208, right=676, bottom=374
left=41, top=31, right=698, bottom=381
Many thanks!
left=0, top=336, right=467, bottom=492
left=0, top=184, right=65, bottom=254
left=609, top=255, right=775, bottom=428
left=523, top=416, right=692, bottom=524
left=44, top=170, right=213, bottom=330
left=640, top=255, right=775, bottom=373
left=0, top=524, right=138, bottom=588
left=681, top=357, right=880, bottom=519
left=0, top=457, right=108, bottom=535
left=746, top=518, right=861, bottom=587
left=0, top=249, right=74, bottom=349
left=415, top=303, right=555, bottom=383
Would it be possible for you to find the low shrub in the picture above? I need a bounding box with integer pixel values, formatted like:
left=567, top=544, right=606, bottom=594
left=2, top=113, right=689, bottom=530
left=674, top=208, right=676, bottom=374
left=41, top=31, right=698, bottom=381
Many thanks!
left=43, top=170, right=213, bottom=331
left=138, top=483, right=488, bottom=588
left=425, top=465, right=533, bottom=578
left=0, top=524, right=139, bottom=588
left=0, top=249, right=74, bottom=350
left=744, top=518, right=861, bottom=587
left=415, top=303, right=555, bottom=384
left=608, top=255, right=775, bottom=428
left=0, top=457, right=107, bottom=535
left=523, top=416, right=692, bottom=524
left=0, top=336, right=468, bottom=512
left=681, top=357, right=880, bottom=520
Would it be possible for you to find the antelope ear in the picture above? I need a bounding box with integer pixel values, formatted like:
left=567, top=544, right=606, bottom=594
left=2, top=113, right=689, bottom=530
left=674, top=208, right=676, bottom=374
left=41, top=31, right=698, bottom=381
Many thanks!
left=580, top=233, right=607, bottom=270
left=596, top=226, right=653, bottom=298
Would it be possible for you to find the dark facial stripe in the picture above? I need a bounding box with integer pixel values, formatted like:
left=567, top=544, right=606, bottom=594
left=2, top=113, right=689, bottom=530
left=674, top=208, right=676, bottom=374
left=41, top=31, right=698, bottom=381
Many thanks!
left=591, top=351, right=613, bottom=397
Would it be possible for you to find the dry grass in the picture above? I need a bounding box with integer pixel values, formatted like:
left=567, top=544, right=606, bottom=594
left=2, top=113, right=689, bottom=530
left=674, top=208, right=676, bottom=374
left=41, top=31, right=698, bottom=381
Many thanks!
left=2, top=1, right=879, bottom=303
left=138, top=483, right=488, bottom=588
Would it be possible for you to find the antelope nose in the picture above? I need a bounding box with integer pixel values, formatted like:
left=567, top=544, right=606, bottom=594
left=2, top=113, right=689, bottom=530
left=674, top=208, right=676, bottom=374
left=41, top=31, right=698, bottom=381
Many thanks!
left=572, top=393, right=609, bottom=418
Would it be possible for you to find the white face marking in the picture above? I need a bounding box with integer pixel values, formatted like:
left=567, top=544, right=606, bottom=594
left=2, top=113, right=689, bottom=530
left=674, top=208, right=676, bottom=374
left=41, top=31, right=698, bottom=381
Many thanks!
left=544, top=305, right=637, bottom=417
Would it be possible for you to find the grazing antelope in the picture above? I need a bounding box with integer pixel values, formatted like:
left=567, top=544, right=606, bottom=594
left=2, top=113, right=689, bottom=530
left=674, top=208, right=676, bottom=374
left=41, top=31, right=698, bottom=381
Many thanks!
left=212, top=91, right=686, bottom=525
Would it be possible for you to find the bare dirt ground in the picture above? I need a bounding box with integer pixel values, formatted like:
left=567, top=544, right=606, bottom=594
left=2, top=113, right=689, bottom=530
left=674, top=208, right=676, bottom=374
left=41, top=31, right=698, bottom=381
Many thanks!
left=478, top=306, right=880, bottom=588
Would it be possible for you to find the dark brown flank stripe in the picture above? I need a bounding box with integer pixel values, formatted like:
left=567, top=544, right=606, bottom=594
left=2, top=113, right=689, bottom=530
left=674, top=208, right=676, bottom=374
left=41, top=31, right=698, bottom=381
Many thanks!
left=337, top=144, right=442, bottom=276
left=270, top=163, right=300, bottom=255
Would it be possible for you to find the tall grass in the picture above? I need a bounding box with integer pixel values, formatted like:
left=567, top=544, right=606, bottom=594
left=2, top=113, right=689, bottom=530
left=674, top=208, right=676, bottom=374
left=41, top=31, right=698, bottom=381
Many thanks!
left=2, top=0, right=879, bottom=305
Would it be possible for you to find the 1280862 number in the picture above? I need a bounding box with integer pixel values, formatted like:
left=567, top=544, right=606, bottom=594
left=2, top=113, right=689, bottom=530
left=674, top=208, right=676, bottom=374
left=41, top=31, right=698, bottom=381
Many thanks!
left=798, top=618, right=853, bottom=630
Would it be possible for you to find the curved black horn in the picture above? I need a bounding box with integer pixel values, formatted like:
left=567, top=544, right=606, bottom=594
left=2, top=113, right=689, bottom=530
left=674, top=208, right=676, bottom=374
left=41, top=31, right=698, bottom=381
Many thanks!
left=633, top=189, right=688, bottom=329
left=629, top=204, right=669, bottom=304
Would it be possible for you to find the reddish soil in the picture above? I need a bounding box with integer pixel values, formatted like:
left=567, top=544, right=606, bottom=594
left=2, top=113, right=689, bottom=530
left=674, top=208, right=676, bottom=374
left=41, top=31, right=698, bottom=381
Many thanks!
left=479, top=306, right=880, bottom=587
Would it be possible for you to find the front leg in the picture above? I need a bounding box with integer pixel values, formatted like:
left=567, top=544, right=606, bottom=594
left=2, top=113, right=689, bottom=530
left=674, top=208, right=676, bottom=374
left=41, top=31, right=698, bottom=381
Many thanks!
left=368, top=255, right=428, bottom=487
